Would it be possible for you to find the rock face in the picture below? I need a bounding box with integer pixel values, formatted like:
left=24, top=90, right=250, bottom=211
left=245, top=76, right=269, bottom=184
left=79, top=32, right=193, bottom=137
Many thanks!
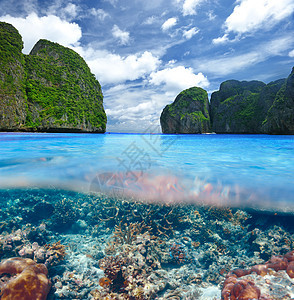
left=262, top=67, right=294, bottom=134
left=210, top=80, right=269, bottom=133
left=160, top=87, right=211, bottom=134
left=0, top=22, right=107, bottom=133
left=0, top=22, right=27, bottom=130
left=161, top=68, right=293, bottom=134
left=210, top=73, right=294, bottom=134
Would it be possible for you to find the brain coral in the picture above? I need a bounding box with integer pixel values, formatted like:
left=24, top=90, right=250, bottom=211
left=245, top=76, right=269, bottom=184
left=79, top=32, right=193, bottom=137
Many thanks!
left=221, top=250, right=294, bottom=299
left=0, top=257, right=51, bottom=300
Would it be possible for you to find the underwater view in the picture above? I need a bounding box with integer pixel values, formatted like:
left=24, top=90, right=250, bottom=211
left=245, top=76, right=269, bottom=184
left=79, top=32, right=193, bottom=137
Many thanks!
left=1, top=132, right=294, bottom=299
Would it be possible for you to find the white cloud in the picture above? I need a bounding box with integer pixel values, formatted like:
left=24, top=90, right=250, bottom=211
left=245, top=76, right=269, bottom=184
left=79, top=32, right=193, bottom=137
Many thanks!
left=212, top=34, right=229, bottom=45
left=207, top=11, right=216, bottom=21
left=112, top=25, right=130, bottom=45
left=181, top=0, right=204, bottom=16
left=143, top=16, right=157, bottom=25
left=104, top=83, right=167, bottom=132
left=289, top=49, right=294, bottom=57
left=104, top=66, right=210, bottom=132
left=198, top=52, right=261, bottom=76
left=106, top=102, right=153, bottom=121
left=84, top=50, right=161, bottom=85
left=199, top=36, right=294, bottom=76
left=161, top=17, right=177, bottom=31
left=224, top=0, right=294, bottom=35
left=150, top=66, right=209, bottom=94
left=45, top=2, right=79, bottom=21
left=60, top=3, right=78, bottom=20
left=183, top=27, right=199, bottom=39
left=0, top=13, right=82, bottom=53
left=90, top=8, right=110, bottom=21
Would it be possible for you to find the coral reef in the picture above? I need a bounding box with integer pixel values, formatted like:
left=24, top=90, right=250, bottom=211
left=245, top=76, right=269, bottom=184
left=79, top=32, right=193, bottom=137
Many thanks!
left=44, top=241, right=67, bottom=266
left=222, top=276, right=261, bottom=300
left=0, top=226, right=66, bottom=267
left=221, top=250, right=294, bottom=299
left=111, top=222, right=152, bottom=246
left=169, top=242, right=187, bottom=264
left=99, top=255, right=130, bottom=294
left=51, top=198, right=80, bottom=230
left=0, top=257, right=51, bottom=300
left=1, top=188, right=294, bottom=299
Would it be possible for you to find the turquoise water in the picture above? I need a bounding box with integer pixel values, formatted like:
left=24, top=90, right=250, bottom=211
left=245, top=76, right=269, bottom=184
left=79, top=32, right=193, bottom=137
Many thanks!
left=1, top=132, right=294, bottom=299
left=0, top=132, right=293, bottom=211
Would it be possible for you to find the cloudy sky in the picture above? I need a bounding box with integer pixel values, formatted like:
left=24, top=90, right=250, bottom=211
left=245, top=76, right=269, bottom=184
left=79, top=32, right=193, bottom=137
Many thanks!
left=1, top=0, right=294, bottom=132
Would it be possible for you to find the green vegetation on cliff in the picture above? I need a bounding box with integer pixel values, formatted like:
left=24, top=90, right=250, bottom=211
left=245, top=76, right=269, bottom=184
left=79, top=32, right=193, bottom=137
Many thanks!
left=263, top=68, right=294, bottom=134
left=160, top=87, right=210, bottom=134
left=209, top=78, right=290, bottom=134
left=0, top=22, right=27, bottom=129
left=0, top=22, right=106, bottom=133
left=25, top=40, right=106, bottom=131
left=161, top=69, right=293, bottom=135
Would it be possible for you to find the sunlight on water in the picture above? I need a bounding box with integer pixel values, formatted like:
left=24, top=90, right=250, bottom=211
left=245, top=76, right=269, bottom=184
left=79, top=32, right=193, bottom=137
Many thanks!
left=0, top=132, right=293, bottom=211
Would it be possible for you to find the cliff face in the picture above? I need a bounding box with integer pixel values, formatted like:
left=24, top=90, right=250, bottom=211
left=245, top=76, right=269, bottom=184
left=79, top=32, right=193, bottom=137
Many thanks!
left=0, top=22, right=27, bottom=130
left=262, top=68, right=294, bottom=134
left=210, top=80, right=268, bottom=133
left=0, top=22, right=106, bottom=133
left=210, top=73, right=293, bottom=134
left=160, top=87, right=210, bottom=134
left=160, top=67, right=293, bottom=134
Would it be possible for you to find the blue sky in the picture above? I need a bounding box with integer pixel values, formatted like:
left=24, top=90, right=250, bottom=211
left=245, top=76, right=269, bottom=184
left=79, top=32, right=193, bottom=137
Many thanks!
left=1, top=0, right=294, bottom=132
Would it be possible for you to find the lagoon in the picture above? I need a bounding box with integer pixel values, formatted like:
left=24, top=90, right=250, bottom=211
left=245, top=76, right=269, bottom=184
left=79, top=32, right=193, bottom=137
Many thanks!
left=0, top=132, right=293, bottom=211
left=1, top=132, right=294, bottom=299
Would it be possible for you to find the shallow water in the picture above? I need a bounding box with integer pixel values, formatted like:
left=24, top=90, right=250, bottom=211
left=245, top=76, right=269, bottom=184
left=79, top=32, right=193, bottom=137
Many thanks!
left=0, top=132, right=293, bottom=211
left=1, top=132, right=294, bottom=299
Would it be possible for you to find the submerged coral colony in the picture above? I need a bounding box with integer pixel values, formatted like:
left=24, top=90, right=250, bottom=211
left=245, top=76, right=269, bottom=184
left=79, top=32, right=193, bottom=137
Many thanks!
left=0, top=189, right=294, bottom=299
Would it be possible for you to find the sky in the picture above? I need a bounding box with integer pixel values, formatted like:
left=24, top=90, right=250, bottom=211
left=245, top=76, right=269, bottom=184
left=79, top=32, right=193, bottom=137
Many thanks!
left=0, top=0, right=294, bottom=132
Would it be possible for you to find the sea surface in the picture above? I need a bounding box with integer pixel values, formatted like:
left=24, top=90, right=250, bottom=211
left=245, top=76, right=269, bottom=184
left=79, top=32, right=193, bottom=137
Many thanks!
left=0, top=132, right=293, bottom=210
left=1, top=132, right=294, bottom=299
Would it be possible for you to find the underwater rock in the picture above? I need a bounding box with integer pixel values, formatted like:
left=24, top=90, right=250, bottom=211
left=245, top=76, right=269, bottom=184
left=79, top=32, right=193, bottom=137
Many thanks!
left=0, top=257, right=51, bottom=300
left=32, top=201, right=55, bottom=221
left=286, top=261, right=294, bottom=278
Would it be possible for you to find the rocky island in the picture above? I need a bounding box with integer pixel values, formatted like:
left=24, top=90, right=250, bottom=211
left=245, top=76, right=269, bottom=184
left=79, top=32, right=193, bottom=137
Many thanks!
left=160, top=87, right=211, bottom=134
left=161, top=67, right=294, bottom=134
left=0, top=22, right=106, bottom=133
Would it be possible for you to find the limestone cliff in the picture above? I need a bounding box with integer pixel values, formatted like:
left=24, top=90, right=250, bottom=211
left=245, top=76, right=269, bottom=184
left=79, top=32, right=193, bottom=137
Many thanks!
left=0, top=22, right=107, bottom=133
left=262, top=68, right=294, bottom=134
left=0, top=22, right=27, bottom=130
left=160, top=87, right=210, bottom=134
left=161, top=68, right=293, bottom=135
left=210, top=80, right=268, bottom=133
left=210, top=74, right=293, bottom=134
